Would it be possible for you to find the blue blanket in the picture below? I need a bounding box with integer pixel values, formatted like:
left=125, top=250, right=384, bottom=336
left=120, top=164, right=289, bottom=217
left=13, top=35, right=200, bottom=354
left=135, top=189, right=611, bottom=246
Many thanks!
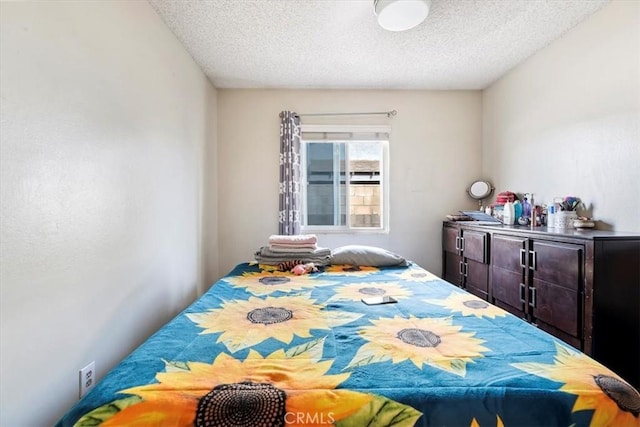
left=56, top=262, right=640, bottom=426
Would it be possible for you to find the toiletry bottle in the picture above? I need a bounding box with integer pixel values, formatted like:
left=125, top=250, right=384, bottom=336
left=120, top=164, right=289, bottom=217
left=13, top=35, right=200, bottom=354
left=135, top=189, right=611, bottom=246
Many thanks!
left=522, top=198, right=531, bottom=220
left=513, top=201, right=522, bottom=223
left=547, top=205, right=555, bottom=228
left=503, top=201, right=515, bottom=225
left=528, top=194, right=535, bottom=227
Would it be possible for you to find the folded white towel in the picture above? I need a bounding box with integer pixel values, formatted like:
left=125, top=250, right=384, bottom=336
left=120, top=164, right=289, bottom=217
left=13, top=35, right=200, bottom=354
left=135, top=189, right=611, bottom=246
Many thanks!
left=268, top=234, right=318, bottom=245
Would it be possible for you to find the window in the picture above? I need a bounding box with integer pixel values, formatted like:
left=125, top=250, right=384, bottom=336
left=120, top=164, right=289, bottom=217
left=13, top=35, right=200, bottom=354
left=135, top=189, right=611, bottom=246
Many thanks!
left=300, top=125, right=389, bottom=232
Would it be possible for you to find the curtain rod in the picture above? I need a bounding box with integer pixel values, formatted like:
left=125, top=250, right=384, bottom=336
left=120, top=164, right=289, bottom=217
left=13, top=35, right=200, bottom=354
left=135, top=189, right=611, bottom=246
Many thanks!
left=296, top=110, right=397, bottom=118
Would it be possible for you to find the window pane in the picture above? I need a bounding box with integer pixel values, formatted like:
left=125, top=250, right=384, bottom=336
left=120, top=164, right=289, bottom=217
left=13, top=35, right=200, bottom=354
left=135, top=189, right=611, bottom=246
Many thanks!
left=300, top=126, right=388, bottom=232
left=349, top=142, right=382, bottom=228
left=305, top=142, right=346, bottom=226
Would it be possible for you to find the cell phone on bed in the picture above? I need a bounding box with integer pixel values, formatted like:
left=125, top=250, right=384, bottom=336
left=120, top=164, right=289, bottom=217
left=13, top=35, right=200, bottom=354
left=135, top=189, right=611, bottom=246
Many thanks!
left=361, top=296, right=398, bottom=305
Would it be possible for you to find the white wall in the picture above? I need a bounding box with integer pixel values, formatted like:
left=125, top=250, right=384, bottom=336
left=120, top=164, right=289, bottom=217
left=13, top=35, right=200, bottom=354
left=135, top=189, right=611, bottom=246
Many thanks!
left=0, top=1, right=217, bottom=425
left=483, top=0, right=640, bottom=232
left=217, top=90, right=482, bottom=276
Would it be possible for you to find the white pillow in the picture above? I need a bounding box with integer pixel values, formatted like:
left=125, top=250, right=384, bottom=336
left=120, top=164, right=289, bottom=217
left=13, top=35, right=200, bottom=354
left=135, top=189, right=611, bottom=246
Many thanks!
left=330, top=245, right=407, bottom=267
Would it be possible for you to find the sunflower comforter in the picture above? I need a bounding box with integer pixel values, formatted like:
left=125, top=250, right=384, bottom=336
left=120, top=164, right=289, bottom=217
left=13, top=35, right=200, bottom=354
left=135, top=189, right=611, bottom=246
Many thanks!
left=57, top=262, right=639, bottom=427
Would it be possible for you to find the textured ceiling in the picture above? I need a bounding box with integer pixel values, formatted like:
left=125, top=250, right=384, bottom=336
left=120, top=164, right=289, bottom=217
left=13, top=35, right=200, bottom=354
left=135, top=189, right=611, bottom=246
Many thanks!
left=148, top=0, right=609, bottom=90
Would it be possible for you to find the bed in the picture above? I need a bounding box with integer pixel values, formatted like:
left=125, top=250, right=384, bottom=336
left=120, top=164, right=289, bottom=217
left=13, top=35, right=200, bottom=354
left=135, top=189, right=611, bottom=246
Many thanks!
left=56, top=261, right=640, bottom=426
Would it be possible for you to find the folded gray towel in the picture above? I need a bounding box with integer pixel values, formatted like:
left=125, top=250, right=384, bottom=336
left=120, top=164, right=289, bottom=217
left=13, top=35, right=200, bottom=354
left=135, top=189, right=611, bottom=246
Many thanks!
left=258, top=246, right=331, bottom=258
left=254, top=246, right=332, bottom=266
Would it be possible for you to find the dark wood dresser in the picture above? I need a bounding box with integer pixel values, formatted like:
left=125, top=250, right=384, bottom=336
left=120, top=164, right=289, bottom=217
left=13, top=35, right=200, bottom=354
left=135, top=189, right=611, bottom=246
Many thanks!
left=442, top=221, right=640, bottom=389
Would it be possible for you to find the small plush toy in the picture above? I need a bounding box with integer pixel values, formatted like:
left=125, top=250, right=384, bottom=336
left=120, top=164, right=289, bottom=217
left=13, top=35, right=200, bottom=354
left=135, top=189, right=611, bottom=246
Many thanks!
left=277, top=260, right=305, bottom=272
left=291, top=262, right=318, bottom=275
left=276, top=260, right=319, bottom=275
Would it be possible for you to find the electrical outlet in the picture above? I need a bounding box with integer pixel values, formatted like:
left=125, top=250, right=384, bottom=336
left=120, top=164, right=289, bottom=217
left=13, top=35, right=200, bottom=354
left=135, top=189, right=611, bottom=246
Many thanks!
left=79, top=361, right=95, bottom=398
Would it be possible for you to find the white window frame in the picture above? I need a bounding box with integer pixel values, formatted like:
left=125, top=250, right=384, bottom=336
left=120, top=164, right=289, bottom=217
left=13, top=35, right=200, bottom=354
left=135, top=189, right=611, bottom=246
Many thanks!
left=300, top=124, right=390, bottom=234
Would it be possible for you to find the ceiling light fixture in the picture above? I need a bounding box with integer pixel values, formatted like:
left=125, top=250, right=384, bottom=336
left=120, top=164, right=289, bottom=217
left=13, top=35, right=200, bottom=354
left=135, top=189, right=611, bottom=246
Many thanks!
left=374, top=0, right=431, bottom=32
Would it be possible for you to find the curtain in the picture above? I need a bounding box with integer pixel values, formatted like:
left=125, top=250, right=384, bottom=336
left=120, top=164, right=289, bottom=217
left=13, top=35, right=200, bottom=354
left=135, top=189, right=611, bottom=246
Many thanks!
left=278, top=111, right=301, bottom=235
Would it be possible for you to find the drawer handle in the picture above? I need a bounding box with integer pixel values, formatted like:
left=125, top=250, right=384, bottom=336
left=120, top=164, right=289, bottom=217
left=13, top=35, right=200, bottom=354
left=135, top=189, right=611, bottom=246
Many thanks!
left=460, top=237, right=465, bottom=252
left=529, top=250, right=537, bottom=271
left=520, top=248, right=526, bottom=268
left=459, top=261, right=464, bottom=276
left=463, top=262, right=468, bottom=277
left=529, top=287, right=537, bottom=308
left=519, top=283, right=526, bottom=303
left=455, top=236, right=460, bottom=251
left=483, top=235, right=488, bottom=263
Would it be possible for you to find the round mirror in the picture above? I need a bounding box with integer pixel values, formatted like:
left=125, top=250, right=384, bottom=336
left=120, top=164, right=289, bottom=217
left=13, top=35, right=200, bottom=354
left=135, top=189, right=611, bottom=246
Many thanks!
left=468, top=180, right=493, bottom=200
left=467, top=180, right=493, bottom=210
left=467, top=180, right=494, bottom=209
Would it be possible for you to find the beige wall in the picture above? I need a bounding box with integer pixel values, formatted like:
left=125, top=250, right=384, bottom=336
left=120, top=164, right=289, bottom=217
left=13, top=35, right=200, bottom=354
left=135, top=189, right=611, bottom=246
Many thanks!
left=0, top=1, right=217, bottom=425
left=218, top=90, right=483, bottom=275
left=483, top=0, right=640, bottom=232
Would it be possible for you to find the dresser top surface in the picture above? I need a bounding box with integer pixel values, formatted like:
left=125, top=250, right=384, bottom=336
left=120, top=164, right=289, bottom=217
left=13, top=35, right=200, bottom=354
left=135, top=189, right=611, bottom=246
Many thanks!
left=443, top=221, right=640, bottom=240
